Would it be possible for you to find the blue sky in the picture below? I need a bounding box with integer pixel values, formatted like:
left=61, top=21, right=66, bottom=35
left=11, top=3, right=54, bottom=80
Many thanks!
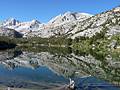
left=0, top=0, right=120, bottom=22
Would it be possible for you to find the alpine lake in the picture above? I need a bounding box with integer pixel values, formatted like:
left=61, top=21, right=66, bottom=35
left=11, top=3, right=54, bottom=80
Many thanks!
left=0, top=46, right=120, bottom=90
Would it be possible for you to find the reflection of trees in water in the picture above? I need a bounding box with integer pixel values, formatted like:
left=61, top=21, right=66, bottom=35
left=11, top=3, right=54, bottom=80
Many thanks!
left=0, top=49, right=22, bottom=61
left=73, top=49, right=120, bottom=85
left=0, top=47, right=120, bottom=85
left=18, top=46, right=72, bottom=55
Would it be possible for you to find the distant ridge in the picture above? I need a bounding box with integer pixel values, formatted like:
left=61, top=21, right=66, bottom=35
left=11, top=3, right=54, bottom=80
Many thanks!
left=0, top=6, right=120, bottom=39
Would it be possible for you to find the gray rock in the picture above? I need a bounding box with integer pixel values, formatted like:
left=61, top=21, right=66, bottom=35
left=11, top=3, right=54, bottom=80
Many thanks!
left=0, top=27, right=23, bottom=38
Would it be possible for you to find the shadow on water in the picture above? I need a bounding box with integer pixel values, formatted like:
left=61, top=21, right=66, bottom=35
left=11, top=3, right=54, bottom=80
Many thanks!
left=0, top=47, right=119, bottom=90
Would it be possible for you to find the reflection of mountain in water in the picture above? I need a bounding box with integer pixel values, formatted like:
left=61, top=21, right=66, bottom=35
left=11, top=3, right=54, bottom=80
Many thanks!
left=0, top=50, right=22, bottom=68
left=0, top=48, right=120, bottom=85
left=0, top=50, right=21, bottom=60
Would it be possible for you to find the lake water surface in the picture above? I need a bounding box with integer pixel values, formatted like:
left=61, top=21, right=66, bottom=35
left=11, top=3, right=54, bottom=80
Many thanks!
left=0, top=47, right=120, bottom=90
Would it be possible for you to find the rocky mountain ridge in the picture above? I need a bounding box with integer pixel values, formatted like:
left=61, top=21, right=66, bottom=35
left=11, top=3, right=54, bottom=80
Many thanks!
left=0, top=6, right=120, bottom=38
left=1, top=18, right=41, bottom=35
left=70, top=6, right=120, bottom=39
left=28, top=6, right=120, bottom=38
left=0, top=12, right=92, bottom=38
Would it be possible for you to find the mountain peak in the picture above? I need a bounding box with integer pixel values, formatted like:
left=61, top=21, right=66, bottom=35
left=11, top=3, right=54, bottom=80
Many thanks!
left=78, top=13, right=93, bottom=16
left=63, top=11, right=93, bottom=16
left=6, top=18, right=19, bottom=22
left=113, top=6, right=120, bottom=12
left=63, top=11, right=72, bottom=15
left=48, top=11, right=93, bottom=25
left=3, top=18, right=20, bottom=26
left=31, top=19, right=41, bottom=24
